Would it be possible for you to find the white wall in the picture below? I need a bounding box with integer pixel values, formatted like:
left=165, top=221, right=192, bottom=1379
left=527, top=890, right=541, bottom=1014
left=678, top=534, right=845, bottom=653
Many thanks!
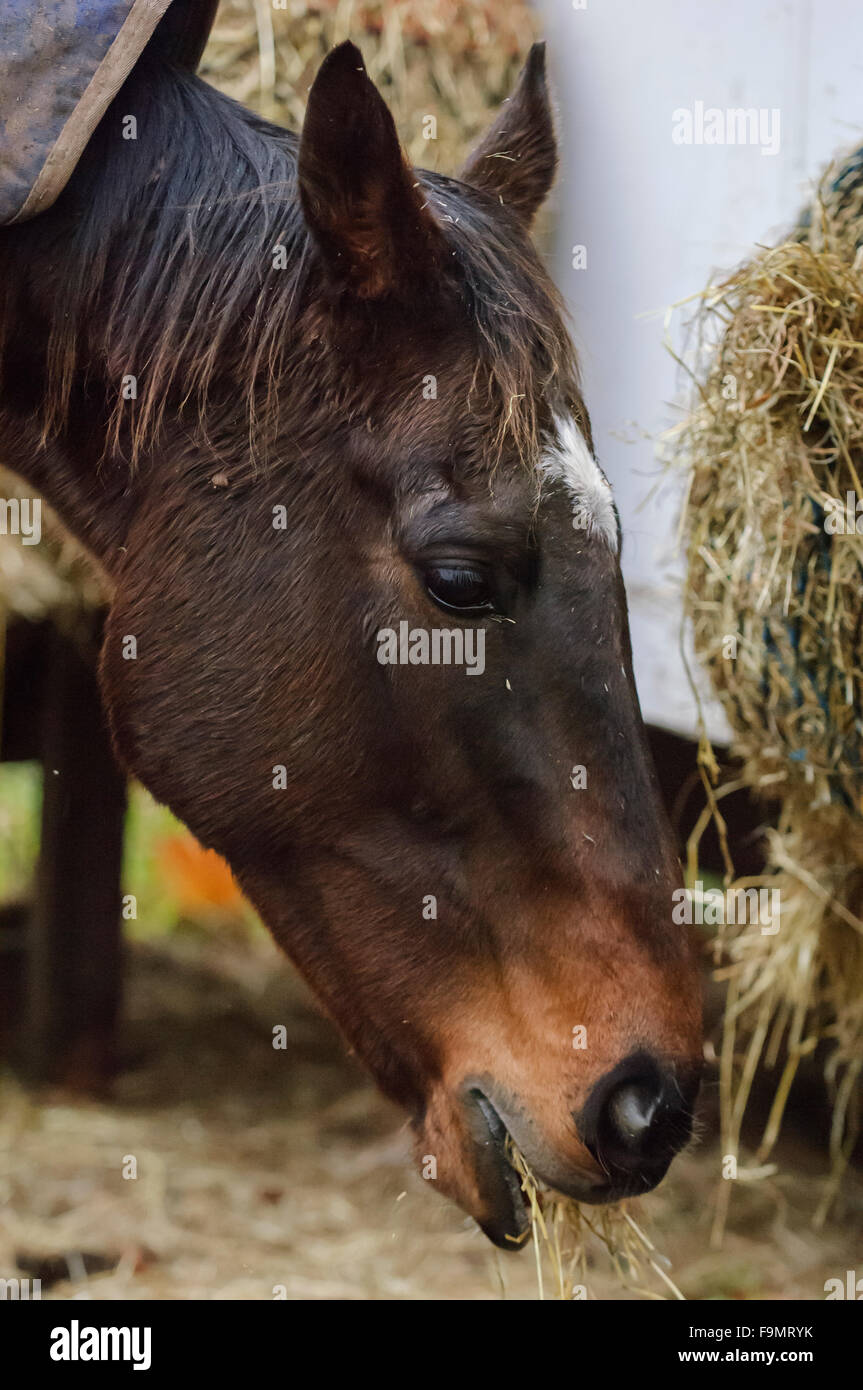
left=536, top=0, right=863, bottom=739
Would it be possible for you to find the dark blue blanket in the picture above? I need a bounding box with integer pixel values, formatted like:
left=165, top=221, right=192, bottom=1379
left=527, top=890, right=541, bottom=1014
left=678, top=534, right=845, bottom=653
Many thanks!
left=0, top=0, right=216, bottom=223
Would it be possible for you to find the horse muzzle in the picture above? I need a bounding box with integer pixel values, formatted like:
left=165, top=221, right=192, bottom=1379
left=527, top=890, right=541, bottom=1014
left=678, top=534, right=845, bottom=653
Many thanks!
left=425, top=1051, right=702, bottom=1249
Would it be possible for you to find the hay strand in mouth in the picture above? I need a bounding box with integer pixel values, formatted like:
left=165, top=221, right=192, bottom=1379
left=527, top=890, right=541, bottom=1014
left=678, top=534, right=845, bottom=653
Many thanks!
left=506, top=1141, right=684, bottom=1300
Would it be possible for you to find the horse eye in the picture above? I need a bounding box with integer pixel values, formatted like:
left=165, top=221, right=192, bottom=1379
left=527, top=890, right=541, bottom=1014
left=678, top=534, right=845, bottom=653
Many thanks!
left=423, top=563, right=497, bottom=616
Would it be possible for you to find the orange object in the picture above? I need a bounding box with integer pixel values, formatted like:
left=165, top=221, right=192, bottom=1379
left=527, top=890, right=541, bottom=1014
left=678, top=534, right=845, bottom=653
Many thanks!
left=156, top=835, right=245, bottom=914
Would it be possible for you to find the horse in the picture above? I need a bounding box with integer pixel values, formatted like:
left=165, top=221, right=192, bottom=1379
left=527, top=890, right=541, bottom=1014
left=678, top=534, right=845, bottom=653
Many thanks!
left=0, top=36, right=703, bottom=1248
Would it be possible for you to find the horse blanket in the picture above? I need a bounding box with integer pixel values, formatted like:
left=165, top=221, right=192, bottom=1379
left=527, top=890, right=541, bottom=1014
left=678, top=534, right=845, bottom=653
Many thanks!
left=0, top=0, right=217, bottom=223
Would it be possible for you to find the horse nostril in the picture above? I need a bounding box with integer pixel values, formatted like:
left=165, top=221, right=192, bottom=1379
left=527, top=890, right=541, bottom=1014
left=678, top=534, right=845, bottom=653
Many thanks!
left=606, top=1081, right=660, bottom=1146
left=577, top=1050, right=698, bottom=1184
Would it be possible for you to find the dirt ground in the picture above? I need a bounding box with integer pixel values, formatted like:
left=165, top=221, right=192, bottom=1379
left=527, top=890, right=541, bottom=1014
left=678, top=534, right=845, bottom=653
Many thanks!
left=1, top=933, right=860, bottom=1300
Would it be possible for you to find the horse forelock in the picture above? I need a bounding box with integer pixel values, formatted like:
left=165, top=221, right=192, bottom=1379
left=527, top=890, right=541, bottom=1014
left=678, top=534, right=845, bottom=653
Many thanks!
left=0, top=57, right=581, bottom=476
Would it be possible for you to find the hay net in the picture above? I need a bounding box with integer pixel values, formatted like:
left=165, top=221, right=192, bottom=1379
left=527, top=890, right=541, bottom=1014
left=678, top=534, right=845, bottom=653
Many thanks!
left=676, top=144, right=863, bottom=1219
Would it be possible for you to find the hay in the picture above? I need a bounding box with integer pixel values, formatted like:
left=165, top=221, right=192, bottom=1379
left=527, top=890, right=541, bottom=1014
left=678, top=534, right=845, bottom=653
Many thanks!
left=674, top=147, right=863, bottom=1221
left=506, top=1142, right=684, bottom=1300
left=199, top=0, right=538, bottom=171
left=681, top=241, right=863, bottom=810
left=0, top=476, right=106, bottom=621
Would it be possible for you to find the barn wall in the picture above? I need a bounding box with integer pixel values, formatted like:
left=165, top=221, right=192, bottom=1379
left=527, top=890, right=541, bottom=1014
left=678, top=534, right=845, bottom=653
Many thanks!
left=537, top=0, right=862, bottom=740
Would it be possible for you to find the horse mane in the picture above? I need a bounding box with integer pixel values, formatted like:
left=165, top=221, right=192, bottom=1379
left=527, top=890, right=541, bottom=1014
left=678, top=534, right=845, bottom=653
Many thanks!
left=0, top=56, right=582, bottom=468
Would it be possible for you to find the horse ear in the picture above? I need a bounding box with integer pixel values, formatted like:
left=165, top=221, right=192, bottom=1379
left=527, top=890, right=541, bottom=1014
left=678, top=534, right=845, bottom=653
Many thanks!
left=458, top=43, right=557, bottom=226
left=298, top=42, right=441, bottom=299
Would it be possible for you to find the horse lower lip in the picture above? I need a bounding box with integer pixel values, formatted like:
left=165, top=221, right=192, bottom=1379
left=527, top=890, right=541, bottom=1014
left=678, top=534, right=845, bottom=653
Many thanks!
left=468, top=1091, right=529, bottom=1250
